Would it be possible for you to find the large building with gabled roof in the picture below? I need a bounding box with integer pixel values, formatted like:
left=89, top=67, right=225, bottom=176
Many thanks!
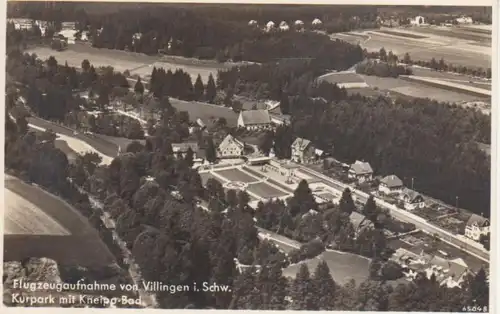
left=237, top=109, right=272, bottom=130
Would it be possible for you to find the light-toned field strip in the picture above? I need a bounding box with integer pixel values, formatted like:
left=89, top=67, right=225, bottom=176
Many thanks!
left=4, top=188, right=71, bottom=235
left=28, top=123, right=113, bottom=165
left=402, top=75, right=491, bottom=97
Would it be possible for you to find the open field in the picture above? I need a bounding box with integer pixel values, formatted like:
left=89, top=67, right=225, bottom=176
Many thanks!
left=26, top=43, right=236, bottom=83
left=318, top=72, right=366, bottom=84
left=247, top=182, right=288, bottom=199
left=262, top=229, right=370, bottom=285
left=409, top=67, right=491, bottom=90
left=216, top=168, right=260, bottom=183
left=333, top=27, right=491, bottom=68
left=408, top=26, right=491, bottom=43
left=359, top=75, right=486, bottom=103
left=4, top=176, right=115, bottom=267
left=374, top=29, right=429, bottom=39
left=170, top=98, right=238, bottom=127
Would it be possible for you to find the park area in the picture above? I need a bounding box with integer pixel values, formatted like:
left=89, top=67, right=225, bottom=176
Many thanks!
left=4, top=176, right=115, bottom=267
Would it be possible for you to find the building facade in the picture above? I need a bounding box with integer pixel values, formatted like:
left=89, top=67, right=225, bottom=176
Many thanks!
left=291, top=137, right=316, bottom=163
left=238, top=110, right=273, bottom=130
left=464, top=214, right=489, bottom=241
left=379, top=175, right=404, bottom=195
left=399, top=188, right=425, bottom=210
left=217, top=134, right=245, bottom=157
left=348, top=160, right=373, bottom=183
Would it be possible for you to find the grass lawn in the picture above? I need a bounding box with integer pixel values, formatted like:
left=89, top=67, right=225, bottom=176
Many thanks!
left=170, top=98, right=238, bottom=127
left=247, top=182, right=288, bottom=199
left=216, top=168, right=261, bottom=183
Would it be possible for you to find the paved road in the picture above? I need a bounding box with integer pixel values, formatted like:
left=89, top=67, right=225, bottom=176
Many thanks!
left=28, top=116, right=119, bottom=158
left=299, top=166, right=489, bottom=262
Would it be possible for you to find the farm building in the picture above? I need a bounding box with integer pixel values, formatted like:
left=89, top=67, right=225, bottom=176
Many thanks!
left=410, top=16, right=426, bottom=26
left=399, top=188, right=425, bottom=211
left=312, top=18, right=323, bottom=26
left=348, top=160, right=373, bottom=183
left=464, top=214, right=489, bottom=242
left=455, top=16, right=473, bottom=24
left=61, top=21, right=76, bottom=30
left=265, top=21, right=275, bottom=31
left=218, top=134, right=245, bottom=157
left=379, top=175, right=403, bottom=195
left=237, top=109, right=272, bottom=130
left=291, top=137, right=316, bottom=164
left=279, top=21, right=290, bottom=31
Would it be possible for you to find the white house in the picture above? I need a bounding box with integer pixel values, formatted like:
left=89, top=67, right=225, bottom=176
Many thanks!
left=455, top=16, right=473, bottom=24
left=312, top=18, right=323, bottom=26
left=265, top=21, right=275, bottom=32
left=237, top=109, right=272, bottom=130
left=379, top=175, right=403, bottom=195
left=8, top=18, right=33, bottom=30
left=279, top=21, right=290, bottom=31
left=294, top=20, right=305, bottom=30
left=348, top=160, right=373, bottom=183
left=399, top=188, right=425, bottom=211
left=248, top=20, right=258, bottom=26
left=410, top=16, right=426, bottom=26
left=464, top=214, right=489, bottom=241
left=291, top=137, right=315, bottom=164
left=217, top=134, right=245, bottom=157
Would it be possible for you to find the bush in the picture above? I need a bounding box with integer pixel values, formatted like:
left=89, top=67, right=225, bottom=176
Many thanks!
left=381, top=260, right=404, bottom=280
left=288, top=239, right=325, bottom=264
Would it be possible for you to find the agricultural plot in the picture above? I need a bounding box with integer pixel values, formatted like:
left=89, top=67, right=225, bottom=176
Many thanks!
left=215, top=168, right=261, bottom=183
left=408, top=26, right=491, bottom=43
left=374, top=29, right=429, bottom=39
left=246, top=182, right=289, bottom=199
left=318, top=72, right=366, bottom=84
left=4, top=177, right=115, bottom=267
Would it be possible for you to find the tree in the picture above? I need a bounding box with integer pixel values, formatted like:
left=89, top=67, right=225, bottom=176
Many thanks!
left=289, top=179, right=317, bottom=216
left=206, top=137, right=217, bottom=163
left=479, top=232, right=490, bottom=250
left=184, top=147, right=194, bottom=167
left=280, top=93, right=290, bottom=114
left=206, top=73, right=217, bottom=103
left=194, top=74, right=205, bottom=101
left=312, top=260, right=336, bottom=310
left=403, top=53, right=412, bottom=64
left=363, top=196, right=379, bottom=223
left=290, top=264, right=316, bottom=310
left=134, top=77, right=145, bottom=95
left=379, top=47, right=387, bottom=62
left=82, top=59, right=91, bottom=72
left=467, top=268, right=489, bottom=308
left=339, top=188, right=356, bottom=214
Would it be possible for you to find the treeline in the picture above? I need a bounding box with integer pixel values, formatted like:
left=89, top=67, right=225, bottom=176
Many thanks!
left=356, top=60, right=412, bottom=78
left=149, top=68, right=217, bottom=103
left=366, top=48, right=492, bottom=79
left=283, top=94, right=490, bottom=215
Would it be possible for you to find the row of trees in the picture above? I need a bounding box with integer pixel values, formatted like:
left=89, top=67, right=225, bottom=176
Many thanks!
left=366, top=48, right=492, bottom=79
left=355, top=60, right=412, bottom=78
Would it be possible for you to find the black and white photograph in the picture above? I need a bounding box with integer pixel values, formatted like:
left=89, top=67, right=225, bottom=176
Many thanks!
left=2, top=1, right=494, bottom=311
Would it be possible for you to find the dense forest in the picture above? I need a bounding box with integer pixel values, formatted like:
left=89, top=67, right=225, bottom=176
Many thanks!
left=217, top=60, right=490, bottom=215
left=5, top=85, right=489, bottom=309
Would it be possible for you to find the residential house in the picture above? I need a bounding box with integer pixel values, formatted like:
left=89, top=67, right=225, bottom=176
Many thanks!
left=455, top=16, right=473, bottom=24
left=248, top=20, right=258, bottom=26
left=312, top=18, right=323, bottom=26
left=464, top=214, right=489, bottom=241
left=61, top=21, right=76, bottom=30
left=399, top=188, right=425, bottom=210
left=291, top=137, right=316, bottom=163
left=265, top=21, right=275, bottom=32
left=379, top=175, right=404, bottom=195
left=218, top=134, right=245, bottom=157
left=348, top=160, right=373, bottom=183
left=172, top=142, right=199, bottom=159
left=237, top=109, right=272, bottom=130
left=279, top=21, right=290, bottom=31
left=349, top=211, right=374, bottom=238
left=8, top=18, right=33, bottom=30
left=410, top=16, right=426, bottom=26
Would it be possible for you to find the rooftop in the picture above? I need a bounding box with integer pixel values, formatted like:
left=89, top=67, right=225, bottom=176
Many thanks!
left=349, top=160, right=373, bottom=175
left=240, top=109, right=272, bottom=126
left=380, top=175, right=403, bottom=188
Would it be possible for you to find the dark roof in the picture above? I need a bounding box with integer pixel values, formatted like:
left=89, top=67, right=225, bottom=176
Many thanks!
left=349, top=211, right=373, bottom=231
left=349, top=160, right=373, bottom=175
left=380, top=175, right=403, bottom=188
left=240, top=110, right=271, bottom=125
left=466, top=214, right=489, bottom=227
left=401, top=188, right=424, bottom=203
